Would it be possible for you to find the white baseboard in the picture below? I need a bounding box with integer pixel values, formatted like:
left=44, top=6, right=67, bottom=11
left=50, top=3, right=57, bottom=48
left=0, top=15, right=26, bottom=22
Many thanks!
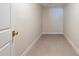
left=21, top=33, right=42, bottom=56
left=64, top=34, right=79, bottom=55
left=42, top=32, right=64, bottom=34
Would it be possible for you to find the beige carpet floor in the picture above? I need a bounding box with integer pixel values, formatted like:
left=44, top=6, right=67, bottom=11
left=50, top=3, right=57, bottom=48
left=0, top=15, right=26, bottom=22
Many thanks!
left=26, top=34, right=78, bottom=56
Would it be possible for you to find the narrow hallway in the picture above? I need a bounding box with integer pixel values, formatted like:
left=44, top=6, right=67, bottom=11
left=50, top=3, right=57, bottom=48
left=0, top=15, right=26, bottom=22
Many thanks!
left=0, top=3, right=79, bottom=56
left=26, top=34, right=78, bottom=56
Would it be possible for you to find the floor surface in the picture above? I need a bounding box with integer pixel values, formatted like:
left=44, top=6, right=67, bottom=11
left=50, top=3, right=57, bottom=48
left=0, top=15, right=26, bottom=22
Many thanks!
left=26, top=34, right=78, bottom=56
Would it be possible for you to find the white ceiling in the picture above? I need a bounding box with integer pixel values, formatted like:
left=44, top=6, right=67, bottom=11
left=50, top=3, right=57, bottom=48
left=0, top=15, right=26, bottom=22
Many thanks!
left=40, top=3, right=65, bottom=7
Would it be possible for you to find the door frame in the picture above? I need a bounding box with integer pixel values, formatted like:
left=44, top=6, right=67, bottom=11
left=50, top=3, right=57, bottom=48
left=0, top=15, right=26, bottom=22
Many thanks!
left=10, top=3, right=16, bottom=56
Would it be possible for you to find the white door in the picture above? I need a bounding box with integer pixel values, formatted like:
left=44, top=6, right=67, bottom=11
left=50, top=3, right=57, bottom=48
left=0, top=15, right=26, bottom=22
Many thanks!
left=0, top=3, right=12, bottom=56
left=49, top=8, right=63, bottom=34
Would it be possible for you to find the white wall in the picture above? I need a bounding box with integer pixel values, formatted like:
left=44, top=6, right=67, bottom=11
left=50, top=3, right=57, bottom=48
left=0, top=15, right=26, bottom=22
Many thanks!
left=11, top=3, right=42, bottom=55
left=64, top=3, right=79, bottom=54
left=42, top=7, right=63, bottom=34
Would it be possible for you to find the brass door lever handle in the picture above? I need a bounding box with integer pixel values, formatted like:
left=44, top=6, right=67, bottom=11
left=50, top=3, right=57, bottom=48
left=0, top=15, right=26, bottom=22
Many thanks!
left=12, top=31, right=18, bottom=37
